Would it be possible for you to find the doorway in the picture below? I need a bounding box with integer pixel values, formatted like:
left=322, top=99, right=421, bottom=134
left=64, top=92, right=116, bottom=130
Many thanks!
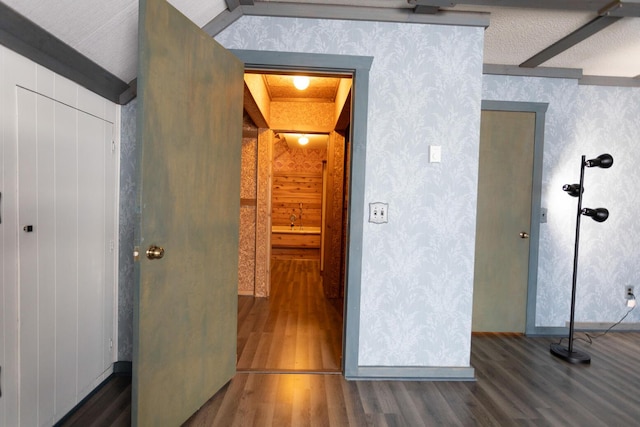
left=229, top=50, right=372, bottom=378
left=472, top=101, right=548, bottom=334
left=237, top=71, right=352, bottom=372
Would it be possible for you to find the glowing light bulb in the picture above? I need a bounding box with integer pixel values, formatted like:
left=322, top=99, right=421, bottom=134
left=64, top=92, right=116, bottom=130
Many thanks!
left=293, top=76, right=310, bottom=90
left=298, top=136, right=309, bottom=146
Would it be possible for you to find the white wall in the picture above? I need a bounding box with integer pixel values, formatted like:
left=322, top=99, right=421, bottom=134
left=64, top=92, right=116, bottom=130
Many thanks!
left=0, top=45, right=119, bottom=426
left=217, top=17, right=485, bottom=370
left=483, top=75, right=640, bottom=328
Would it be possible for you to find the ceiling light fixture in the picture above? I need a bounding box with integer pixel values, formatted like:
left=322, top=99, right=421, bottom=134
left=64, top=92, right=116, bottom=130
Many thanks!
left=298, top=136, right=309, bottom=146
left=293, top=76, right=310, bottom=90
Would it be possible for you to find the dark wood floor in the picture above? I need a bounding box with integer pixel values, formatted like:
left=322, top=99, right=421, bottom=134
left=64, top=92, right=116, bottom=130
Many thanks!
left=60, top=259, right=640, bottom=425
left=237, top=258, right=343, bottom=372
left=56, top=375, right=131, bottom=427
left=186, top=331, right=640, bottom=426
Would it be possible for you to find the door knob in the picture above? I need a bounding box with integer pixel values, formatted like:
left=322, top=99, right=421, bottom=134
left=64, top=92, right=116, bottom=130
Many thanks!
left=146, top=245, right=165, bottom=260
left=519, top=232, right=529, bottom=239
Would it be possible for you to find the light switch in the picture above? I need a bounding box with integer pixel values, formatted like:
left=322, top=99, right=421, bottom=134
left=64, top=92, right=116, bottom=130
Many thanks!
left=369, top=202, right=388, bottom=224
left=429, top=145, right=441, bottom=163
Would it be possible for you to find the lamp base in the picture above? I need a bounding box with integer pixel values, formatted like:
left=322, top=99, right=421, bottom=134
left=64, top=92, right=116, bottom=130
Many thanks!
left=550, top=343, right=591, bottom=364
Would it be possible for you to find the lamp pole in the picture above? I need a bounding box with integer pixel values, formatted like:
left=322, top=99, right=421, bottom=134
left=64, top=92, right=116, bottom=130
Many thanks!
left=568, top=155, right=586, bottom=359
left=550, top=153, right=613, bottom=364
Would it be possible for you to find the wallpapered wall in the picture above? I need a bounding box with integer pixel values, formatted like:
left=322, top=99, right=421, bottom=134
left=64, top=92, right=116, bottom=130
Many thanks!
left=483, top=76, right=640, bottom=327
left=118, top=98, right=137, bottom=360
left=273, top=137, right=326, bottom=174
left=116, top=17, right=640, bottom=365
left=217, top=17, right=485, bottom=367
left=238, top=131, right=258, bottom=296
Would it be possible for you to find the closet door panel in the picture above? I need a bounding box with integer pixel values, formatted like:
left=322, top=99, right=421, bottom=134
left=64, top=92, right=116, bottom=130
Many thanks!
left=53, top=100, right=79, bottom=417
left=17, top=88, right=39, bottom=427
left=77, top=112, right=106, bottom=396
left=36, top=93, right=57, bottom=425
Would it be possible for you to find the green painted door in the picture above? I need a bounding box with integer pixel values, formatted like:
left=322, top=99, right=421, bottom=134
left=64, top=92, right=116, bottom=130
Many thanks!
left=133, top=0, right=243, bottom=425
left=472, top=110, right=535, bottom=333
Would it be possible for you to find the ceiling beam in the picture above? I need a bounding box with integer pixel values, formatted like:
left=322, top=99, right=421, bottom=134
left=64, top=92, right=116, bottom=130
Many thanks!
left=579, top=75, right=640, bottom=87
left=409, top=0, right=613, bottom=11
left=519, top=14, right=621, bottom=68
left=607, top=0, right=640, bottom=16
left=226, top=0, right=241, bottom=11
left=409, top=0, right=640, bottom=15
left=483, top=64, right=583, bottom=79
left=226, top=0, right=255, bottom=10
left=414, top=5, right=440, bottom=14
left=204, top=2, right=489, bottom=37
left=0, top=2, right=131, bottom=105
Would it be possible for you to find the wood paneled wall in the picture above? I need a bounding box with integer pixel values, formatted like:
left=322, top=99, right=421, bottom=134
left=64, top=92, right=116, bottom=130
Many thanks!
left=272, top=172, right=322, bottom=228
left=323, top=132, right=346, bottom=299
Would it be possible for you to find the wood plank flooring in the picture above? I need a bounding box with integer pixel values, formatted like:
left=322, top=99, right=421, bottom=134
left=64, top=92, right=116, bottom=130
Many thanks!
left=59, top=259, right=640, bottom=425
left=186, top=331, right=640, bottom=426
left=56, top=374, right=131, bottom=427
left=237, top=259, right=343, bottom=372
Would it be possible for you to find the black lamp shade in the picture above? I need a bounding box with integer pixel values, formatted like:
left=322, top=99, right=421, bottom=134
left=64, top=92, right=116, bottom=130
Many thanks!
left=582, top=207, right=609, bottom=222
left=585, top=153, right=613, bottom=169
left=562, top=183, right=582, bottom=197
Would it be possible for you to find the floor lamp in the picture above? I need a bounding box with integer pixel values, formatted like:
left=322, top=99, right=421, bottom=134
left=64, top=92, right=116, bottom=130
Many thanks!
left=550, top=153, right=613, bottom=364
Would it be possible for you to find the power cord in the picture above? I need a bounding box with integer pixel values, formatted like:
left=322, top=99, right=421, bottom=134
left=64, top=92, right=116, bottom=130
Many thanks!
left=555, top=303, right=636, bottom=347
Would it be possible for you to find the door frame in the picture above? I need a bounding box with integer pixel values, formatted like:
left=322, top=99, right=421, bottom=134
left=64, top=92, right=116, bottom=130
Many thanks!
left=480, top=100, right=548, bottom=336
left=231, top=50, right=372, bottom=376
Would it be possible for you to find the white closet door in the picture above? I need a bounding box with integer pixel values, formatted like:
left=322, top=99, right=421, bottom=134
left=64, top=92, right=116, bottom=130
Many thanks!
left=17, top=87, right=115, bottom=426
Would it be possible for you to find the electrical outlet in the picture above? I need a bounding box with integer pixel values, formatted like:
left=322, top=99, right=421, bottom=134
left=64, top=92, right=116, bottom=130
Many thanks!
left=625, top=285, right=634, bottom=300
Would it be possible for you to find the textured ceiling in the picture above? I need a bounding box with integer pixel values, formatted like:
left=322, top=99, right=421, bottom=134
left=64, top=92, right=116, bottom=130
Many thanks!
left=1, top=0, right=639, bottom=84
left=456, top=5, right=640, bottom=77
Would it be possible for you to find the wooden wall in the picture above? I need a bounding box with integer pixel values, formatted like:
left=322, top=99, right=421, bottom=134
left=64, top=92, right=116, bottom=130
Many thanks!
left=272, top=172, right=322, bottom=228
left=271, top=172, right=323, bottom=259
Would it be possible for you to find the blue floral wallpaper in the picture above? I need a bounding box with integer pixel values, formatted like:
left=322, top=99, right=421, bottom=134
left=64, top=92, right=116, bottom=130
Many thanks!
left=118, top=99, right=137, bottom=361
left=114, top=15, right=640, bottom=370
left=217, top=17, right=485, bottom=368
left=483, top=76, right=640, bottom=327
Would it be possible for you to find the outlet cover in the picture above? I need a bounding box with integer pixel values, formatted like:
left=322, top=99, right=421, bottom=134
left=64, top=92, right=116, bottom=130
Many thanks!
left=540, top=207, right=548, bottom=223
left=625, top=285, right=635, bottom=299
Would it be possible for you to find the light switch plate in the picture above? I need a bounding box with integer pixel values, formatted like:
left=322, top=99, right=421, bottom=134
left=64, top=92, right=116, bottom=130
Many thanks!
left=369, top=202, right=388, bottom=224
left=429, top=145, right=442, bottom=163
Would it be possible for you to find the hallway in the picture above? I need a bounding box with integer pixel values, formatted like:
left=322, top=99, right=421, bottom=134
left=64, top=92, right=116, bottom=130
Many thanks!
left=236, top=259, right=343, bottom=372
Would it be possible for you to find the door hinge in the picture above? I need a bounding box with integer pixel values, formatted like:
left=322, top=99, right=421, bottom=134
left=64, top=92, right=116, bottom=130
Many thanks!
left=111, top=140, right=116, bottom=154
left=109, top=240, right=115, bottom=252
left=109, top=338, right=113, bottom=350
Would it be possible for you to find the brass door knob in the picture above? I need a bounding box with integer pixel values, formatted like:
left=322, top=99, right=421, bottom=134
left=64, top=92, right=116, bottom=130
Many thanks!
left=146, top=245, right=165, bottom=260
left=519, top=232, right=530, bottom=239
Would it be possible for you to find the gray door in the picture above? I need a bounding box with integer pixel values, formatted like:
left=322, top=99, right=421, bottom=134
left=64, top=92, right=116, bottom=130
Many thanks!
left=134, top=0, right=244, bottom=425
left=472, top=109, right=536, bottom=333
